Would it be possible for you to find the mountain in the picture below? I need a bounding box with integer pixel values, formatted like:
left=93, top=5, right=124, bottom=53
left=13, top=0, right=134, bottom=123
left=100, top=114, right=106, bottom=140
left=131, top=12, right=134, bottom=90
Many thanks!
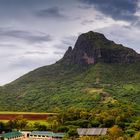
left=61, top=31, right=140, bottom=65
left=0, top=31, right=140, bottom=112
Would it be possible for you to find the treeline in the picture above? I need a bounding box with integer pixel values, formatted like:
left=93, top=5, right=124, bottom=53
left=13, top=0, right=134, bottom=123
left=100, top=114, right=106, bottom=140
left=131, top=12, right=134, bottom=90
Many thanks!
left=47, top=107, right=140, bottom=139
left=0, top=107, right=140, bottom=140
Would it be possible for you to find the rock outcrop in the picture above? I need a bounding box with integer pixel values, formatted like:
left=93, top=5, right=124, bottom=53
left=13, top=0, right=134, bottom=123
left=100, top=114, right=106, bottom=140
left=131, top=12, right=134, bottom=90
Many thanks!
left=61, top=31, right=140, bottom=66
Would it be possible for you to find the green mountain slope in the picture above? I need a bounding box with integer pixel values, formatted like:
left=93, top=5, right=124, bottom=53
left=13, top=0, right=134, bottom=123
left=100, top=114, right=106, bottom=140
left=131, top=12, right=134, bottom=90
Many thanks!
left=0, top=31, right=140, bottom=112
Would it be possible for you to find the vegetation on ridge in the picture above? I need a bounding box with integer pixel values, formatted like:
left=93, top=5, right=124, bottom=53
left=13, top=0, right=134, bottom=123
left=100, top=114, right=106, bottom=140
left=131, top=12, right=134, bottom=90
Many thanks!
left=0, top=62, right=139, bottom=112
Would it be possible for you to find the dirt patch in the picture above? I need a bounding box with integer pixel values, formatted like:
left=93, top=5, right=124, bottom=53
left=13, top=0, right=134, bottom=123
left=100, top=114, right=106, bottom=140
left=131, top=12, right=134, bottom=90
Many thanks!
left=0, top=114, right=50, bottom=120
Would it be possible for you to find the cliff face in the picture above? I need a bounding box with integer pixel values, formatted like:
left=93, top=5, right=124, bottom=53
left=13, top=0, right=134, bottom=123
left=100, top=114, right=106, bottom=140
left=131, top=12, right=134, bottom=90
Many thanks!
left=62, top=31, right=140, bottom=65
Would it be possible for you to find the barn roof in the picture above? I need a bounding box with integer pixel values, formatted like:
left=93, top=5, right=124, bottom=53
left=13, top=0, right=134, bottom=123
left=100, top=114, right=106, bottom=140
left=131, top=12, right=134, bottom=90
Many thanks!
left=31, top=131, right=53, bottom=137
left=30, top=131, right=65, bottom=138
left=77, top=128, right=108, bottom=136
left=0, top=131, right=23, bottom=139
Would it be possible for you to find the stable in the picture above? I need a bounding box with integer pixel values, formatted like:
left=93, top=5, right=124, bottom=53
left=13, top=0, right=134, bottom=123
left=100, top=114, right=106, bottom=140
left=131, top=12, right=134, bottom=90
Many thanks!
left=77, top=128, right=108, bottom=137
left=30, top=131, right=65, bottom=139
left=0, top=131, right=24, bottom=140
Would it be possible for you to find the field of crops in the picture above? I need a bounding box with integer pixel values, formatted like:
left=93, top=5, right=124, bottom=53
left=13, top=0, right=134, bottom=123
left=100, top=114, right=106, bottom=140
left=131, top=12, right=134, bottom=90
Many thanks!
left=0, top=112, right=55, bottom=120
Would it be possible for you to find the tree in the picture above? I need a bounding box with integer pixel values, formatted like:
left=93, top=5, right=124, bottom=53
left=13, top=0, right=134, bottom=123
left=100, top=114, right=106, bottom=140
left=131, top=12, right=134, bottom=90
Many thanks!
left=47, top=116, right=59, bottom=123
left=108, top=125, right=123, bottom=140
left=67, top=128, right=78, bottom=138
left=51, top=120, right=59, bottom=132
left=91, top=119, right=100, bottom=127
left=7, top=120, right=16, bottom=130
left=80, top=111, right=89, bottom=120
left=116, top=137, right=125, bottom=140
left=0, top=122, right=6, bottom=132
left=132, top=131, right=140, bottom=140
left=80, top=136, right=107, bottom=140
left=6, top=117, right=28, bottom=130
left=33, top=122, right=48, bottom=131
left=80, top=136, right=95, bottom=140
left=18, top=119, right=28, bottom=130
left=134, top=120, right=140, bottom=130
left=103, top=116, right=114, bottom=127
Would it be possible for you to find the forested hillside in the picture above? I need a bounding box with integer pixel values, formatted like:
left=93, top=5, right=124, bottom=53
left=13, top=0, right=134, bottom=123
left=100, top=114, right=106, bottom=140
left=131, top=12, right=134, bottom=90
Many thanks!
left=0, top=31, right=139, bottom=113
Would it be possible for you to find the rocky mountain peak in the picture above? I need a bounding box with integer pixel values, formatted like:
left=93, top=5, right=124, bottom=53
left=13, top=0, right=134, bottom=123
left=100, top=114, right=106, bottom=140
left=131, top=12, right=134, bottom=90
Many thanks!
left=63, top=46, right=72, bottom=58
left=61, top=31, right=140, bottom=65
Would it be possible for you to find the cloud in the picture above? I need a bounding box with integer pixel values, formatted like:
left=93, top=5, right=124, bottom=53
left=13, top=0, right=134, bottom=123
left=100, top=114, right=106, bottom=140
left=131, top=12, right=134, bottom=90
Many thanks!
left=25, top=51, right=48, bottom=55
left=61, top=35, right=77, bottom=46
left=95, top=24, right=140, bottom=53
left=0, top=28, right=52, bottom=44
left=81, top=20, right=95, bottom=25
left=131, top=18, right=140, bottom=28
left=0, top=43, right=19, bottom=48
left=80, top=0, right=139, bottom=22
left=53, top=51, right=64, bottom=55
left=35, top=6, right=67, bottom=19
left=95, top=15, right=105, bottom=20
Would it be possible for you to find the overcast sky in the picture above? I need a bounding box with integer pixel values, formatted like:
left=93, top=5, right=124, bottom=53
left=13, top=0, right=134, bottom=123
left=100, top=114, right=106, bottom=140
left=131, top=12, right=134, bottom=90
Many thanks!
left=0, top=0, right=140, bottom=85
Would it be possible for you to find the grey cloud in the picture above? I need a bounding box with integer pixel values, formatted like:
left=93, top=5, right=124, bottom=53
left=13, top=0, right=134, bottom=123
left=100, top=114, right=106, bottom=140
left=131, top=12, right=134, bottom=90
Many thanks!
left=80, top=0, right=139, bottom=22
left=81, top=15, right=105, bottom=25
left=61, top=35, right=77, bottom=46
left=35, top=7, right=67, bottom=19
left=53, top=51, right=64, bottom=55
left=0, top=28, right=52, bottom=44
left=53, top=35, right=77, bottom=54
left=81, top=20, right=95, bottom=25
left=25, top=51, right=48, bottom=55
left=54, top=44, right=69, bottom=50
left=78, top=4, right=92, bottom=10
left=95, top=15, right=105, bottom=20
left=10, top=55, right=57, bottom=69
left=11, top=57, right=41, bottom=68
left=131, top=19, right=140, bottom=28
left=96, top=25, right=140, bottom=53
left=0, top=43, right=19, bottom=48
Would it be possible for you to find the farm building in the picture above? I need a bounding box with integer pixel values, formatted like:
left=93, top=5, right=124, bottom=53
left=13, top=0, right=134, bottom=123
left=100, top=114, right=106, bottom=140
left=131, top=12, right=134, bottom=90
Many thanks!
left=0, top=131, right=65, bottom=140
left=77, top=128, right=108, bottom=137
left=30, top=131, right=65, bottom=139
left=20, top=131, right=31, bottom=138
left=0, top=131, right=24, bottom=140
